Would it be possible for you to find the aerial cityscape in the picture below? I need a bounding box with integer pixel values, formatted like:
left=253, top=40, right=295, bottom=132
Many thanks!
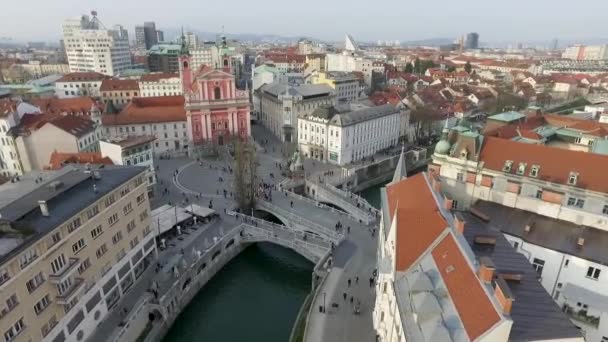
left=1, top=4, right=608, bottom=342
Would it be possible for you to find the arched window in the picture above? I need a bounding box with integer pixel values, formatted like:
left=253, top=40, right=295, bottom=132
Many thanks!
left=214, top=87, right=221, bottom=100
left=223, top=59, right=228, bottom=67
left=183, top=61, right=189, bottom=69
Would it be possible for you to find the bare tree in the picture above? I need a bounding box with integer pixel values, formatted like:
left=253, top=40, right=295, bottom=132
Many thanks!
left=410, top=106, right=437, bottom=145
left=233, top=139, right=257, bottom=211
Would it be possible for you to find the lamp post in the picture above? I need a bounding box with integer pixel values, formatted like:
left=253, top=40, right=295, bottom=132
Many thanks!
left=323, top=292, right=326, bottom=313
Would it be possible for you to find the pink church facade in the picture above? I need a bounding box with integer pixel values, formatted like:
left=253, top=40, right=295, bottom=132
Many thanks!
left=179, top=54, right=251, bottom=148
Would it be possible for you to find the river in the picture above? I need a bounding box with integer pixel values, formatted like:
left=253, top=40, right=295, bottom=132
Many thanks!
left=162, top=183, right=384, bottom=342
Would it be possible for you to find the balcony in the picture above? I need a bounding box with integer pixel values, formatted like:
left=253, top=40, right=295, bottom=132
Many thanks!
left=56, top=278, right=85, bottom=305
left=562, top=304, right=600, bottom=328
left=49, top=258, right=80, bottom=284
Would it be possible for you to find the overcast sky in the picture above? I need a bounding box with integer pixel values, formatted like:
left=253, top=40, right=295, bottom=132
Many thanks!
left=2, top=0, right=607, bottom=43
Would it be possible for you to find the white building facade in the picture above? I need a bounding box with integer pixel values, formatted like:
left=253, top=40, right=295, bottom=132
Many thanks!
left=100, top=136, right=157, bottom=188
left=298, top=104, right=400, bottom=165
left=138, top=74, right=182, bottom=97
left=62, top=15, right=131, bottom=76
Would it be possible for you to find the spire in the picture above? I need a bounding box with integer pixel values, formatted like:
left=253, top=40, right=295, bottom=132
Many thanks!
left=179, top=27, right=189, bottom=56
left=391, top=144, right=407, bottom=184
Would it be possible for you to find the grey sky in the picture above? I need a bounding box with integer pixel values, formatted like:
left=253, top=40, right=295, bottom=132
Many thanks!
left=2, top=0, right=607, bottom=43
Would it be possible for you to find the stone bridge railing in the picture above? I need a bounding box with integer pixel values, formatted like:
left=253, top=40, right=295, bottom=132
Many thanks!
left=305, top=180, right=377, bottom=225
left=255, top=200, right=344, bottom=242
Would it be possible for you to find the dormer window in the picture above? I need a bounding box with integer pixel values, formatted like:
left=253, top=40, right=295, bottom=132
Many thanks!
left=530, top=165, right=540, bottom=178
left=568, top=172, right=579, bottom=186
left=516, top=162, right=527, bottom=175
left=460, top=149, right=468, bottom=159
left=503, top=160, right=513, bottom=172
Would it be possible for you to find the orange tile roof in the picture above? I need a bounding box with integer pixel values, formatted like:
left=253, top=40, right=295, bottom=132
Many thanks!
left=57, top=72, right=108, bottom=83
left=102, top=96, right=186, bottom=125
left=479, top=137, right=608, bottom=193
left=31, top=97, right=98, bottom=115
left=386, top=174, right=448, bottom=271
left=431, top=234, right=501, bottom=340
left=48, top=151, right=113, bottom=170
left=100, top=79, right=140, bottom=92
left=0, top=99, right=18, bottom=118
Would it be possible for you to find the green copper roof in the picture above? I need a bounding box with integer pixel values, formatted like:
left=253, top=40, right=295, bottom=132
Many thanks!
left=488, top=111, right=526, bottom=122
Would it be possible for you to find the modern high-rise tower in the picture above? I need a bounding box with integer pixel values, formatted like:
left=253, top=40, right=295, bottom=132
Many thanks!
left=465, top=32, right=479, bottom=49
left=62, top=12, right=131, bottom=76
left=135, top=21, right=159, bottom=50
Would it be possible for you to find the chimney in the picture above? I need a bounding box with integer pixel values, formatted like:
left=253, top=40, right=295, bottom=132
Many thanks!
left=524, top=220, right=533, bottom=234
left=494, top=277, right=514, bottom=315
left=577, top=237, right=585, bottom=247
left=454, top=212, right=466, bottom=234
left=443, top=194, right=454, bottom=210
left=38, top=200, right=50, bottom=217
left=478, top=256, right=495, bottom=283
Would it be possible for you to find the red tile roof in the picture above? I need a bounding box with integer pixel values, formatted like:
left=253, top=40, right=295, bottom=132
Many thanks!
left=0, top=99, right=18, bottom=118
left=31, top=97, right=99, bottom=115
left=479, top=137, right=608, bottom=193
left=140, top=73, right=179, bottom=82
left=48, top=151, right=113, bottom=170
left=431, top=234, right=501, bottom=340
left=57, top=72, right=108, bottom=83
left=102, top=96, right=186, bottom=125
left=386, top=174, right=448, bottom=271
left=49, top=115, right=97, bottom=137
left=100, top=79, right=140, bottom=92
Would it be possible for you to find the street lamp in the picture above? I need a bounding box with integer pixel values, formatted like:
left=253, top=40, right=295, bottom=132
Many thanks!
left=323, top=292, right=326, bottom=313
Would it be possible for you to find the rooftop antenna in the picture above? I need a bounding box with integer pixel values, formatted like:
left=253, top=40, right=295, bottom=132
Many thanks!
left=90, top=10, right=107, bottom=29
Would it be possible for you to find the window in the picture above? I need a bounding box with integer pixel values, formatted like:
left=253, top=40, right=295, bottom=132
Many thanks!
left=535, top=189, right=543, bottom=199
left=530, top=165, right=540, bottom=177
left=129, top=237, right=139, bottom=249
left=456, top=173, right=464, bottom=182
left=19, top=249, right=38, bottom=269
left=565, top=259, right=570, bottom=267
left=532, top=258, right=545, bottom=276
left=4, top=318, right=24, bottom=341
left=214, top=87, right=221, bottom=99
left=503, top=160, right=513, bottom=172
left=91, top=225, right=103, bottom=239
left=139, top=210, right=148, bottom=222
left=123, top=203, right=133, bottom=215
left=96, top=244, right=108, bottom=259
left=567, top=197, right=585, bottom=209
left=72, top=238, right=86, bottom=254
left=516, top=162, right=527, bottom=175
left=108, top=213, right=119, bottom=226
left=86, top=205, right=99, bottom=219
left=34, top=295, right=51, bottom=315
left=6, top=294, right=18, bottom=311
left=105, top=194, right=116, bottom=207
left=143, top=225, right=152, bottom=237
left=603, top=204, right=608, bottom=215
left=587, top=266, right=601, bottom=280
left=127, top=220, right=136, bottom=233
left=568, top=172, right=578, bottom=185
left=26, top=272, right=45, bottom=293
left=112, top=231, right=123, bottom=244
left=78, top=258, right=91, bottom=275
left=67, top=217, right=82, bottom=233
left=120, top=186, right=130, bottom=197
left=451, top=200, right=458, bottom=209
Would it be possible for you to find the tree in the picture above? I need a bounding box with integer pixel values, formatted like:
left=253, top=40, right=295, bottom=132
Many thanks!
left=480, top=91, right=528, bottom=114
left=447, top=66, right=456, bottom=72
left=464, top=61, right=472, bottom=74
left=233, top=139, right=258, bottom=211
left=414, top=58, right=421, bottom=74
left=404, top=62, right=414, bottom=73
left=410, top=106, right=437, bottom=145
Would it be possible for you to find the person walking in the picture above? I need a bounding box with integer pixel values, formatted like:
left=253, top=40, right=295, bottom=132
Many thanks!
left=343, top=292, right=347, bottom=301
left=348, top=278, right=351, bottom=287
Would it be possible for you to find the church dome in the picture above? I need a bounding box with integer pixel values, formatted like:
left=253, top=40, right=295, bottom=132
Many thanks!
left=434, top=139, right=451, bottom=155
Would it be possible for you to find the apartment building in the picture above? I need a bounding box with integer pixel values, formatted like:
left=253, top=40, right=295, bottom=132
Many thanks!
left=0, top=165, right=156, bottom=342
left=9, top=113, right=101, bottom=172
left=373, top=170, right=583, bottom=342
left=309, top=71, right=359, bottom=105
left=258, top=82, right=334, bottom=142
left=100, top=136, right=157, bottom=189
left=297, top=104, right=400, bottom=165
left=55, top=73, right=108, bottom=99
left=62, top=15, right=131, bottom=76
left=101, top=96, right=188, bottom=155
left=430, top=121, right=608, bottom=341
left=99, top=79, right=140, bottom=109
left=138, top=73, right=181, bottom=97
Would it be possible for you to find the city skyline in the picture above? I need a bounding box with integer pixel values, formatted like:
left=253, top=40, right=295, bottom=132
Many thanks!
left=1, top=0, right=608, bottom=44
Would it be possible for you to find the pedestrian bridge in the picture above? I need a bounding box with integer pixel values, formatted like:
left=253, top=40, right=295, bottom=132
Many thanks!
left=237, top=215, right=334, bottom=263
left=304, top=180, right=378, bottom=225
left=254, top=197, right=344, bottom=242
